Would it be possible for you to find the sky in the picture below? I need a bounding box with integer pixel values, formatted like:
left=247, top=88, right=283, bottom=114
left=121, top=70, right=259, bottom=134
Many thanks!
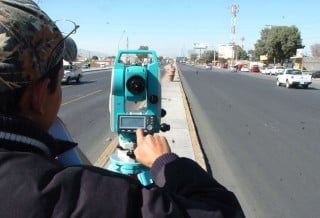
left=38, top=0, right=320, bottom=58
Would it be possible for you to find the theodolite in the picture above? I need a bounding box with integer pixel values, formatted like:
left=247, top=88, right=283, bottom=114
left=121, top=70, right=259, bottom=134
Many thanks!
left=108, top=50, right=170, bottom=185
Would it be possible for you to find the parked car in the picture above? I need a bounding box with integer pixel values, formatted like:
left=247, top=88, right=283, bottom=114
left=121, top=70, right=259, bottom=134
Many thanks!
left=240, top=66, right=249, bottom=72
left=229, top=65, right=237, bottom=72
left=250, top=65, right=260, bottom=73
left=235, top=64, right=243, bottom=71
left=82, top=63, right=90, bottom=69
left=205, top=64, right=212, bottom=70
left=311, top=70, right=320, bottom=78
left=263, top=66, right=273, bottom=75
left=260, top=67, right=272, bottom=74
left=268, top=66, right=284, bottom=75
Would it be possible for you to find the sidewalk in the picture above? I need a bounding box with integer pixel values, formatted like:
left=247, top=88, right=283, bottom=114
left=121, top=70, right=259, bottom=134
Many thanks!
left=161, top=64, right=206, bottom=170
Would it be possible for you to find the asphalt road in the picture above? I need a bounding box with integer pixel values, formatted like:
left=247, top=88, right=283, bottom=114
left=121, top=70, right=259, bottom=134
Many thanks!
left=58, top=69, right=116, bottom=163
left=179, top=64, right=320, bottom=218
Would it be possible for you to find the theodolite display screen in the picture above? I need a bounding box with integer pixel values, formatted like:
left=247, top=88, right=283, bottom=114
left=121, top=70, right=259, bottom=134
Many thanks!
left=119, top=116, right=146, bottom=129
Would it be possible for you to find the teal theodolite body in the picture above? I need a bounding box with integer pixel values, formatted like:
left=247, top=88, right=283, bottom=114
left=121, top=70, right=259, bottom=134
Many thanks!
left=108, top=50, right=169, bottom=185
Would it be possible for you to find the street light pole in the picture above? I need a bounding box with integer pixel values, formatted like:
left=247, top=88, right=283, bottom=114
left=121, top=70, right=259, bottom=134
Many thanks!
left=117, top=30, right=126, bottom=51
left=126, top=36, right=129, bottom=50
left=208, top=44, right=216, bottom=65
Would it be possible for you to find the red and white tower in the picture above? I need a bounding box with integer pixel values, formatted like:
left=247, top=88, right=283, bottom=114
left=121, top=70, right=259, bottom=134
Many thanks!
left=230, top=3, right=239, bottom=44
left=230, top=3, right=239, bottom=63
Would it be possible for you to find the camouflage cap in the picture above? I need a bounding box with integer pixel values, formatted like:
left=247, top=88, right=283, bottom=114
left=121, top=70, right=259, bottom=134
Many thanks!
left=0, top=0, right=67, bottom=92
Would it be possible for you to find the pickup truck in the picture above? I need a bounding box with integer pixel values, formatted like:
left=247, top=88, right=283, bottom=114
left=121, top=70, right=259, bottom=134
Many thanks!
left=62, top=61, right=83, bottom=84
left=276, top=68, right=312, bottom=89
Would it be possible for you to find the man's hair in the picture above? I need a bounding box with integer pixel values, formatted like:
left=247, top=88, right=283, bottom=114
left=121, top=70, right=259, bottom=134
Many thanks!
left=0, top=60, right=62, bottom=114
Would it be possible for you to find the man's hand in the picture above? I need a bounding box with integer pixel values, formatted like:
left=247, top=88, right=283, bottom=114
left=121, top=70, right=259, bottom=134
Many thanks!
left=134, top=128, right=171, bottom=168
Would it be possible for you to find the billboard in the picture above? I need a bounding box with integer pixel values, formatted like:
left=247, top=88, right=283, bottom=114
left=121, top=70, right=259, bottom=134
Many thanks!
left=296, top=48, right=304, bottom=58
left=260, top=55, right=268, bottom=61
left=218, top=44, right=234, bottom=59
left=193, top=43, right=208, bottom=49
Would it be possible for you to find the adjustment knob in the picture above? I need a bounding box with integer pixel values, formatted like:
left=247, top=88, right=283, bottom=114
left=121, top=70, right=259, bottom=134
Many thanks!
left=160, top=123, right=170, bottom=132
left=161, top=109, right=167, bottom=117
left=149, top=95, right=158, bottom=104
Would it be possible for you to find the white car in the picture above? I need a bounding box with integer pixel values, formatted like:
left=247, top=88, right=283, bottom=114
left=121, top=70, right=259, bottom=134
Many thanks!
left=269, top=66, right=284, bottom=75
left=260, top=68, right=269, bottom=74
left=240, top=66, right=249, bottom=72
left=205, top=64, right=212, bottom=69
left=229, top=66, right=237, bottom=72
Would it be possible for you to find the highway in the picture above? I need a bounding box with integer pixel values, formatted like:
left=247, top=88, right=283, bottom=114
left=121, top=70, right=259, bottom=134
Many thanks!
left=179, top=64, right=320, bottom=218
left=58, top=69, right=116, bottom=163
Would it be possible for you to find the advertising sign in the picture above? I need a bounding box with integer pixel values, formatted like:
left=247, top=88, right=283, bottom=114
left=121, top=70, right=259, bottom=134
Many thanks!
left=193, top=43, right=208, bottom=49
left=218, top=44, right=233, bottom=59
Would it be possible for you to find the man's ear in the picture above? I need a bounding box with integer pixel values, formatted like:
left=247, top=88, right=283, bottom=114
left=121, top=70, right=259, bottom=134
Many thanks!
left=31, top=78, right=50, bottom=114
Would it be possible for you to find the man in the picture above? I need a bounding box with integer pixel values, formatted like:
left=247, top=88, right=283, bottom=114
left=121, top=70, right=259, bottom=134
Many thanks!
left=0, top=0, right=245, bottom=217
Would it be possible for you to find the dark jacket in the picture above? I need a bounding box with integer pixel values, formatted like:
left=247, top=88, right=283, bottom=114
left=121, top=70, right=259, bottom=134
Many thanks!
left=0, top=114, right=245, bottom=218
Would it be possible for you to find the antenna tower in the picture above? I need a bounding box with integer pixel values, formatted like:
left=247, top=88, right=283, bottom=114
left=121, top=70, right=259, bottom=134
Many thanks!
left=230, top=3, right=239, bottom=45
left=230, top=3, right=239, bottom=64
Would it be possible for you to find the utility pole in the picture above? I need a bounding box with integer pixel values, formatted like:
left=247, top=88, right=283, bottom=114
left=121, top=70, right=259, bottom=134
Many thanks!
left=240, top=37, right=245, bottom=49
left=126, top=36, right=129, bottom=50
left=117, top=30, right=126, bottom=51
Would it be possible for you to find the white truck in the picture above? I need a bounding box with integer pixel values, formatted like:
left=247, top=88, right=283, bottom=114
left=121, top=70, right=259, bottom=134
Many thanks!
left=62, top=60, right=83, bottom=84
left=276, top=68, right=312, bottom=89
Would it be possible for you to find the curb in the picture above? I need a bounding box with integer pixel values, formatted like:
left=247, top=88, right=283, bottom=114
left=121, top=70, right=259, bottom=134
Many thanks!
left=174, top=64, right=207, bottom=172
left=94, top=137, right=118, bottom=167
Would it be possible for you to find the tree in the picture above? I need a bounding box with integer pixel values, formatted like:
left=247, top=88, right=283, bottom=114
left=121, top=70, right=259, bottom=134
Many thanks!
left=254, top=26, right=303, bottom=64
left=234, top=45, right=248, bottom=60
left=199, top=50, right=217, bottom=63
left=310, top=44, right=320, bottom=57
left=190, top=53, right=198, bottom=62
left=247, top=50, right=257, bottom=61
left=137, top=45, right=149, bottom=60
left=158, top=56, right=164, bottom=63
left=138, top=45, right=149, bottom=50
left=91, top=55, right=99, bottom=60
left=218, top=58, right=228, bottom=65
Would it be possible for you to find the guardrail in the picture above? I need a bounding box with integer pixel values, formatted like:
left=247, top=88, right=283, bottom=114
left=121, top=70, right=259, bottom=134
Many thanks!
left=82, top=67, right=112, bottom=73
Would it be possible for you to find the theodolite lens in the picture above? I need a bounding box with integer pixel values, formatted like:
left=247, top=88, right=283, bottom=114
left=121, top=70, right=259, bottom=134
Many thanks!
left=126, top=75, right=145, bottom=95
